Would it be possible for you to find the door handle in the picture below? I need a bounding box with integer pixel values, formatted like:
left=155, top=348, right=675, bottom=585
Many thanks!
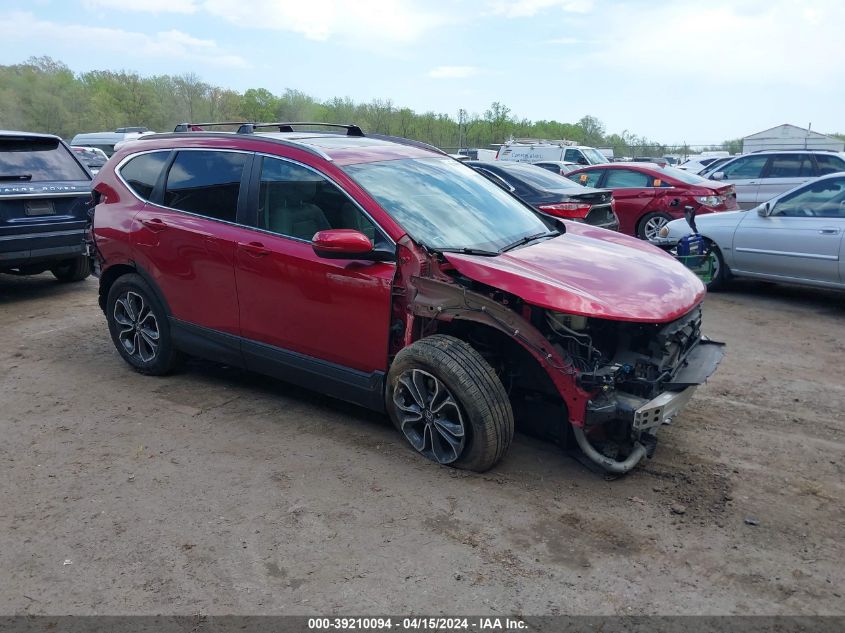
left=141, top=218, right=167, bottom=232
left=238, top=241, right=270, bottom=257
left=819, top=228, right=840, bottom=235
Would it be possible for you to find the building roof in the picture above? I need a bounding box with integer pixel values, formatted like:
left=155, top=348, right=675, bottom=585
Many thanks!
left=743, top=123, right=839, bottom=142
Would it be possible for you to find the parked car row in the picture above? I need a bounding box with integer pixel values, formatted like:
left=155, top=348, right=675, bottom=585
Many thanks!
left=5, top=120, right=842, bottom=480
left=659, top=172, right=845, bottom=292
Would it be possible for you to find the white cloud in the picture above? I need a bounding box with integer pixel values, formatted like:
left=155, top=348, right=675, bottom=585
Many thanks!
left=587, top=0, right=845, bottom=86
left=0, top=12, right=247, bottom=68
left=488, top=0, right=593, bottom=18
left=546, top=36, right=583, bottom=45
left=428, top=66, right=481, bottom=79
left=201, top=0, right=446, bottom=44
left=83, top=0, right=199, bottom=12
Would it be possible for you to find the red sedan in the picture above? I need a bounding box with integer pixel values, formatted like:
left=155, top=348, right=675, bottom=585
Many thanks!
left=567, top=163, right=738, bottom=240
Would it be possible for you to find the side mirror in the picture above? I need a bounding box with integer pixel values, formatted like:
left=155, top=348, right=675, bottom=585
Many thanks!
left=712, top=171, right=725, bottom=181
left=758, top=203, right=770, bottom=217
left=312, top=229, right=384, bottom=260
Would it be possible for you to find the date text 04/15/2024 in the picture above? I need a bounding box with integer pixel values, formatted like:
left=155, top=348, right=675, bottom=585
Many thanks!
left=307, top=617, right=528, bottom=630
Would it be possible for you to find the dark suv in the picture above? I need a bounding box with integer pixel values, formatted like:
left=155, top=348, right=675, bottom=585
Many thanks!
left=90, top=122, right=722, bottom=475
left=1, top=131, right=92, bottom=282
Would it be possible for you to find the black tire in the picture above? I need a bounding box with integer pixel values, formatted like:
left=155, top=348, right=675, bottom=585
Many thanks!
left=386, top=334, right=514, bottom=472
left=637, top=212, right=673, bottom=241
left=705, top=242, right=728, bottom=292
left=106, top=273, right=182, bottom=375
left=50, top=256, right=91, bottom=282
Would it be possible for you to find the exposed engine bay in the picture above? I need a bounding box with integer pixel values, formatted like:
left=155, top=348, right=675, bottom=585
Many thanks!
left=399, top=246, right=724, bottom=475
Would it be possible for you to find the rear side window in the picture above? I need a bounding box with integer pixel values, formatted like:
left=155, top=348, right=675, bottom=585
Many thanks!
left=119, top=151, right=169, bottom=200
left=815, top=154, right=845, bottom=175
left=605, top=169, right=651, bottom=188
left=765, top=154, right=814, bottom=178
left=164, top=150, right=248, bottom=222
left=0, top=137, right=89, bottom=182
left=572, top=170, right=604, bottom=187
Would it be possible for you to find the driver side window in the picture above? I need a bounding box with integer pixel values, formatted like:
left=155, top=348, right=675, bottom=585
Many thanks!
left=771, top=178, right=845, bottom=218
left=257, top=157, right=378, bottom=241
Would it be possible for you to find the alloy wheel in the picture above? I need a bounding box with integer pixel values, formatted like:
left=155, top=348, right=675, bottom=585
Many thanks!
left=644, top=216, right=671, bottom=240
left=393, top=369, right=466, bottom=464
left=113, top=291, right=160, bottom=363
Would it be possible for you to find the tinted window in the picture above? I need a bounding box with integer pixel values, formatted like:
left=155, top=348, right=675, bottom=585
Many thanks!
left=815, top=154, right=845, bottom=175
left=604, top=169, right=651, bottom=188
left=572, top=170, right=604, bottom=187
left=496, top=164, right=579, bottom=191
left=766, top=154, right=814, bottom=178
left=0, top=137, right=89, bottom=182
left=659, top=166, right=710, bottom=185
left=721, top=155, right=768, bottom=180
left=120, top=151, right=169, bottom=200
left=258, top=157, right=378, bottom=242
left=772, top=177, right=845, bottom=218
left=164, top=150, right=247, bottom=222
left=344, top=158, right=551, bottom=252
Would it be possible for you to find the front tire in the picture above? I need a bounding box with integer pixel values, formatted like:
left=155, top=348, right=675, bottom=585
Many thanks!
left=106, top=273, right=181, bottom=375
left=386, top=335, right=514, bottom=472
left=51, top=256, right=90, bottom=282
left=637, top=212, right=673, bottom=241
left=706, top=242, right=728, bottom=291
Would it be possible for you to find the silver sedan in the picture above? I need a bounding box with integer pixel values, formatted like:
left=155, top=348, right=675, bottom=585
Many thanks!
left=658, top=173, right=845, bottom=291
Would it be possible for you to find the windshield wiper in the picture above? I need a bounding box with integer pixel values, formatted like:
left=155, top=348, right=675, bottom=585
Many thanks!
left=499, top=231, right=558, bottom=253
left=439, top=247, right=499, bottom=257
left=0, top=174, right=33, bottom=181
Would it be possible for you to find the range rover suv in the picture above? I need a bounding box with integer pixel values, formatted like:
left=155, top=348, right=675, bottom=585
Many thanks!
left=1, top=131, right=92, bottom=282
left=89, top=122, right=722, bottom=475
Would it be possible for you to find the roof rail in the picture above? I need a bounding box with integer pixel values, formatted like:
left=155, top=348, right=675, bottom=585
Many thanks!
left=366, top=133, right=448, bottom=156
left=173, top=121, right=364, bottom=136
left=750, top=148, right=838, bottom=153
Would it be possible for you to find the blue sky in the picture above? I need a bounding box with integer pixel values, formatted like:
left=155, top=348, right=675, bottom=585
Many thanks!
left=1, top=0, right=843, bottom=144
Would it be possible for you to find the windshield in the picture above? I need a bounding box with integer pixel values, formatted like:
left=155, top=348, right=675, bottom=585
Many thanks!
left=0, top=137, right=90, bottom=181
left=660, top=166, right=710, bottom=184
left=344, top=157, right=552, bottom=252
left=497, top=163, right=581, bottom=191
left=583, top=148, right=607, bottom=164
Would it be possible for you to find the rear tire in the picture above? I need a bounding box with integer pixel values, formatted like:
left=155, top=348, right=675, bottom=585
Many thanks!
left=386, top=334, right=514, bottom=472
left=637, top=212, right=673, bottom=241
left=106, top=273, right=182, bottom=375
left=51, top=256, right=90, bottom=282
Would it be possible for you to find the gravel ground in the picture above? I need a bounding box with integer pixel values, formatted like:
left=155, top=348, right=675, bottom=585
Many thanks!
left=1, top=273, right=843, bottom=615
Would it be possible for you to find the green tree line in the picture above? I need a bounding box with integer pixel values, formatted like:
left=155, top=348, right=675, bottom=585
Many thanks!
left=2, top=56, right=738, bottom=157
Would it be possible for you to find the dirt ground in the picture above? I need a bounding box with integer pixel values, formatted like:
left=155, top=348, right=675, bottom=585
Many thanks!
left=0, top=273, right=843, bottom=616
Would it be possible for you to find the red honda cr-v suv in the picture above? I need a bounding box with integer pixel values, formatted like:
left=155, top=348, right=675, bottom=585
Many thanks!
left=90, top=123, right=722, bottom=475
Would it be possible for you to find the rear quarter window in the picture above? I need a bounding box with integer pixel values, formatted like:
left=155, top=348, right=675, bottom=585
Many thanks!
left=0, top=137, right=89, bottom=182
left=119, top=151, right=170, bottom=200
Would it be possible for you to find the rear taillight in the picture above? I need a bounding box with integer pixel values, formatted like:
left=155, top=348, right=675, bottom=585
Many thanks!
left=537, top=202, right=592, bottom=219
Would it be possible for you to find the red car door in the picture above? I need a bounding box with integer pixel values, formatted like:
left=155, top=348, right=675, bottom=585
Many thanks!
left=232, top=154, right=394, bottom=404
left=131, top=149, right=249, bottom=347
left=600, top=168, right=658, bottom=236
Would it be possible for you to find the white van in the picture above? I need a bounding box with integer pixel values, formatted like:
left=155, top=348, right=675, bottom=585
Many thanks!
left=69, top=129, right=153, bottom=156
left=496, top=140, right=608, bottom=165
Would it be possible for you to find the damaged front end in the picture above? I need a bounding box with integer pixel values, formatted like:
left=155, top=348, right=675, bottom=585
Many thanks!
left=398, top=237, right=723, bottom=475
left=546, top=306, right=724, bottom=474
